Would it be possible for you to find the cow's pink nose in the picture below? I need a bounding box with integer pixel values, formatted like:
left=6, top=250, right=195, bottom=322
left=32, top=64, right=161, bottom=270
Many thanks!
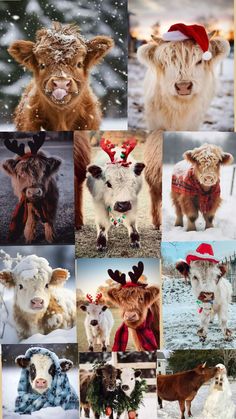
left=35, top=378, right=47, bottom=388
left=52, top=79, right=71, bottom=90
left=124, top=311, right=139, bottom=321
left=31, top=298, right=44, bottom=309
left=175, top=81, right=193, bottom=95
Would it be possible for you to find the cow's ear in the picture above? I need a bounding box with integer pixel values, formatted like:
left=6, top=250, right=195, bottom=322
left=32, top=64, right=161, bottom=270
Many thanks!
left=107, top=288, right=121, bottom=305
left=15, top=355, right=30, bottom=368
left=217, top=263, right=227, bottom=279
left=134, top=163, right=145, bottom=176
left=102, top=305, right=108, bottom=311
left=209, top=37, right=230, bottom=63
left=221, top=152, right=234, bottom=165
left=134, top=369, right=142, bottom=378
left=46, top=157, right=62, bottom=175
left=116, top=368, right=122, bottom=379
left=51, top=268, right=70, bottom=285
left=176, top=261, right=190, bottom=278
left=144, top=286, right=159, bottom=306
left=95, top=367, right=103, bottom=376
left=2, top=159, right=18, bottom=176
left=8, top=40, right=37, bottom=70
left=60, top=359, right=73, bottom=372
left=183, top=150, right=196, bottom=164
left=80, top=305, right=87, bottom=312
left=0, top=271, right=15, bottom=288
left=137, top=40, right=163, bottom=66
left=87, top=165, right=103, bottom=179
left=84, top=36, right=114, bottom=69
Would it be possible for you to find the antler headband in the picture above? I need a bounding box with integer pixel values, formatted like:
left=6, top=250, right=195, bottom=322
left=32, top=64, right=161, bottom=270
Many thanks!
left=100, top=137, right=137, bottom=166
left=107, top=261, right=146, bottom=288
left=4, top=132, right=46, bottom=157
left=86, top=293, right=103, bottom=304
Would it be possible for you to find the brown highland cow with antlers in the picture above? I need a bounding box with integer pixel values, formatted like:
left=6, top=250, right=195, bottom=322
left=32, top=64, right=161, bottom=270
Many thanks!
left=2, top=133, right=61, bottom=243
left=106, top=261, right=160, bottom=351
left=8, top=22, right=114, bottom=131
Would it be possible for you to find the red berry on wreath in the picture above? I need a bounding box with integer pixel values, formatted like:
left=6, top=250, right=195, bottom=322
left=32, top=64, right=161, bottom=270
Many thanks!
left=128, top=411, right=136, bottom=418
left=105, top=406, right=112, bottom=416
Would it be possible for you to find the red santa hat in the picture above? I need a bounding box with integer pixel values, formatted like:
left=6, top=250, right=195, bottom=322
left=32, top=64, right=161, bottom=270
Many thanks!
left=162, top=23, right=212, bottom=61
left=186, top=243, right=219, bottom=265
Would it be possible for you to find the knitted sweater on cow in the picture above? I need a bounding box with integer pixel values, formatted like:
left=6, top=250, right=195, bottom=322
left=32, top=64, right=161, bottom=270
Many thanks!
left=15, top=347, right=79, bottom=414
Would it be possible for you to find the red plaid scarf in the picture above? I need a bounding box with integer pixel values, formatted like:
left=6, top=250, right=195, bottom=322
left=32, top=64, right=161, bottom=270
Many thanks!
left=172, top=167, right=220, bottom=213
left=112, top=309, right=158, bottom=352
left=9, top=196, right=49, bottom=240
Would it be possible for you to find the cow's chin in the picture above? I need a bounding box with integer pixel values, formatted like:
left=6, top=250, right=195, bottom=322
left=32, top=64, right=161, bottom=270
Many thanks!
left=32, top=386, right=48, bottom=395
left=124, top=319, right=142, bottom=328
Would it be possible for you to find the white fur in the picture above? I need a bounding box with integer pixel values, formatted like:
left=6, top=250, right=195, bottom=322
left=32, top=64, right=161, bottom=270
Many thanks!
left=189, top=260, right=232, bottom=340
left=137, top=37, right=230, bottom=131
left=83, top=303, right=114, bottom=351
left=29, top=354, right=53, bottom=394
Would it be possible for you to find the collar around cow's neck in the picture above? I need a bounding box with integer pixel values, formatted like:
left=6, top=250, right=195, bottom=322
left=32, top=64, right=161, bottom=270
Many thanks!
left=120, top=282, right=147, bottom=289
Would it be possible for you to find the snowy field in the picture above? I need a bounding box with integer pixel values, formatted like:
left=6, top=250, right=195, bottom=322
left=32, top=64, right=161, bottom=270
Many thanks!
left=128, top=56, right=234, bottom=132
left=2, top=366, right=79, bottom=419
left=162, top=164, right=236, bottom=242
left=157, top=382, right=236, bottom=418
left=163, top=276, right=236, bottom=349
left=80, top=396, right=156, bottom=419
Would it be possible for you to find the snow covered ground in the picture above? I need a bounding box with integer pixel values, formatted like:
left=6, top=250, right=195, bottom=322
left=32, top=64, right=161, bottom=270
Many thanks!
left=80, top=396, right=156, bottom=419
left=2, top=366, right=79, bottom=418
left=163, top=276, right=236, bottom=349
left=128, top=56, right=234, bottom=132
left=157, top=382, right=236, bottom=418
left=162, top=164, right=236, bottom=242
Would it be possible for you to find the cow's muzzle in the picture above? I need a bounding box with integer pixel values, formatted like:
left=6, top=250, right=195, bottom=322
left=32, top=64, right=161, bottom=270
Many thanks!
left=31, top=297, right=44, bottom=310
left=45, top=77, right=79, bottom=104
left=175, top=81, right=193, bottom=96
left=26, top=187, right=43, bottom=200
left=124, top=311, right=139, bottom=322
left=122, top=385, right=130, bottom=391
left=198, top=292, right=215, bottom=302
left=35, top=378, right=48, bottom=390
left=90, top=320, right=98, bottom=326
left=114, top=201, right=131, bottom=213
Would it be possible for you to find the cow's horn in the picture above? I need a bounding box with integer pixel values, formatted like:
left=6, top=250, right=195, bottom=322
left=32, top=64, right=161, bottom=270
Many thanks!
left=4, top=139, right=25, bottom=156
left=202, top=362, right=206, bottom=368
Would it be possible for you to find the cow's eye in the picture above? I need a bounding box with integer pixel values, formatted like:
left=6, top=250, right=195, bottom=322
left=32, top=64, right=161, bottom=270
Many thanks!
left=39, top=63, right=46, bottom=70
left=131, top=377, right=134, bottom=380
left=196, top=60, right=202, bottom=65
left=193, top=275, right=198, bottom=280
left=45, top=283, right=49, bottom=289
left=106, top=181, right=112, bottom=188
left=19, top=284, right=23, bottom=290
left=77, top=62, right=83, bottom=68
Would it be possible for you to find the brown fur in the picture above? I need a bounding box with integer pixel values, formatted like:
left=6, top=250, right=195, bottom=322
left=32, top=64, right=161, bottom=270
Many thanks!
left=74, top=132, right=91, bottom=229
left=106, top=285, right=160, bottom=350
left=157, top=364, right=219, bottom=419
left=8, top=23, right=114, bottom=131
left=144, top=130, right=162, bottom=229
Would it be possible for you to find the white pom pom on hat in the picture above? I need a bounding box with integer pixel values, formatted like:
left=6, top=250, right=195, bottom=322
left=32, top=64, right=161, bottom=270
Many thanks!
left=162, top=23, right=212, bottom=61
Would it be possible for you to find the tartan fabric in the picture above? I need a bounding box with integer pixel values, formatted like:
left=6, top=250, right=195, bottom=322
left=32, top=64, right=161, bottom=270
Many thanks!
left=172, top=167, right=221, bottom=213
left=112, top=309, right=158, bottom=351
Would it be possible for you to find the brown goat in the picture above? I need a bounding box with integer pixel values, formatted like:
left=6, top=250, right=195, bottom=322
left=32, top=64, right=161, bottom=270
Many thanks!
left=8, top=22, right=114, bottom=131
left=106, top=261, right=160, bottom=351
left=2, top=133, right=61, bottom=243
left=144, top=130, right=162, bottom=229
left=171, top=143, right=234, bottom=231
left=74, top=132, right=91, bottom=229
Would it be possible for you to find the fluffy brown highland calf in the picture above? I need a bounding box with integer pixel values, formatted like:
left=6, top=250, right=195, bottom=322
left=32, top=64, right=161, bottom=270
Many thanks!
left=157, top=363, right=220, bottom=419
left=144, top=130, right=162, bottom=229
left=2, top=133, right=61, bottom=243
left=74, top=132, right=91, bottom=229
left=171, top=143, right=234, bottom=231
left=8, top=22, right=114, bottom=131
left=106, top=261, right=160, bottom=351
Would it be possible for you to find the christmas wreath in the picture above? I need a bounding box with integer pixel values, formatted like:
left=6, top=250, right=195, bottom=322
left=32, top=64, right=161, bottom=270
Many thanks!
left=117, top=379, right=148, bottom=412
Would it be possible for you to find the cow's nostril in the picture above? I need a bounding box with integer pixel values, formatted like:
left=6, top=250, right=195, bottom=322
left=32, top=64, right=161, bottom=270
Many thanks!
left=122, top=385, right=129, bottom=391
left=31, top=298, right=44, bottom=309
left=114, top=201, right=132, bottom=213
left=175, top=81, right=193, bottom=94
left=90, top=320, right=98, bottom=326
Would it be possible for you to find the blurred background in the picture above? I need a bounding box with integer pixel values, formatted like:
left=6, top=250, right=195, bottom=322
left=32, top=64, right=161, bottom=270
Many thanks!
left=0, top=0, right=128, bottom=130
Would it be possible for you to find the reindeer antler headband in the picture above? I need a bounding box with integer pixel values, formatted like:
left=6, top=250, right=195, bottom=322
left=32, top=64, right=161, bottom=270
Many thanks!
left=4, top=132, right=46, bottom=157
left=86, top=293, right=103, bottom=304
left=100, top=138, right=137, bottom=167
left=107, top=261, right=146, bottom=288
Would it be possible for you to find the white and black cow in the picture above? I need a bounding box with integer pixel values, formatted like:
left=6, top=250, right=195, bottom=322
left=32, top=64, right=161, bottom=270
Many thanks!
left=87, top=139, right=145, bottom=251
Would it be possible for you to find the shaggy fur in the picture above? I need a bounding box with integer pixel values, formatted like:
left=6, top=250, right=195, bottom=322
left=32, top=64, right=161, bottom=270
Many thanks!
left=8, top=23, right=114, bottom=131
left=74, top=132, right=91, bottom=229
left=144, top=130, right=162, bottom=229
left=171, top=143, right=234, bottom=231
left=137, top=36, right=230, bottom=131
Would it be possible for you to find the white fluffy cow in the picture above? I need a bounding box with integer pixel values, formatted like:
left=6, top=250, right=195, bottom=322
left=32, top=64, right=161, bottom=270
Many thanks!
left=0, top=254, right=76, bottom=340
left=87, top=139, right=145, bottom=250
left=119, top=368, right=142, bottom=419
left=176, top=244, right=232, bottom=342
left=137, top=35, right=230, bottom=131
left=80, top=298, right=114, bottom=352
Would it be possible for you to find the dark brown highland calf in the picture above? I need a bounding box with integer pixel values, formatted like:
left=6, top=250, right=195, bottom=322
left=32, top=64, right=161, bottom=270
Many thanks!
left=74, top=132, right=91, bottom=229
left=157, top=363, right=220, bottom=419
left=8, top=22, right=114, bottom=131
left=2, top=133, right=61, bottom=243
left=171, top=143, right=233, bottom=231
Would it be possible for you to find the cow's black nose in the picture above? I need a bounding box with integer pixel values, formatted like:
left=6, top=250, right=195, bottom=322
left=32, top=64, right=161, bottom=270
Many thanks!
left=90, top=320, right=98, bottom=326
left=122, top=385, right=129, bottom=391
left=114, top=201, right=131, bottom=213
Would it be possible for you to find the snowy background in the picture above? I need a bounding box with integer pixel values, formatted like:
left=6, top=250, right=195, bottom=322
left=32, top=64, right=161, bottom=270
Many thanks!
left=0, top=245, right=76, bottom=344
left=162, top=241, right=236, bottom=349
left=162, top=132, right=236, bottom=242
left=1, top=343, right=79, bottom=419
left=0, top=0, right=127, bottom=130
